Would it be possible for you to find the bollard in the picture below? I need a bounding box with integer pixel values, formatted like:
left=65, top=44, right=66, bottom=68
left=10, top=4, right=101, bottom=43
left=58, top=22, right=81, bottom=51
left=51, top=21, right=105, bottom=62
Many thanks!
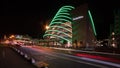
left=31, top=58, right=36, bottom=64
left=20, top=52, right=24, bottom=56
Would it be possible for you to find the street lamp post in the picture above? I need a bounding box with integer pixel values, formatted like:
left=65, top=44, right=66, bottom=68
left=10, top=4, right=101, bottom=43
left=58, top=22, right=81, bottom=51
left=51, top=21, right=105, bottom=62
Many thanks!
left=45, top=25, right=50, bottom=46
left=111, top=32, right=117, bottom=48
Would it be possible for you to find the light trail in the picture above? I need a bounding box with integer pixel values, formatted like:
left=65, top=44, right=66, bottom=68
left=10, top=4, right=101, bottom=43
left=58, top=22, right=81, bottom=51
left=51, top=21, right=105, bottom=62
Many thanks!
left=75, top=53, right=120, bottom=63
left=21, top=46, right=110, bottom=68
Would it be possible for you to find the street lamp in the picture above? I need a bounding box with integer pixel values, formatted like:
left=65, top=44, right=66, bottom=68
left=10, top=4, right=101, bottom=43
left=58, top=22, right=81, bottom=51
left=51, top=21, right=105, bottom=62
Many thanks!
left=111, top=32, right=117, bottom=48
left=9, top=35, right=15, bottom=39
left=45, top=25, right=49, bottom=30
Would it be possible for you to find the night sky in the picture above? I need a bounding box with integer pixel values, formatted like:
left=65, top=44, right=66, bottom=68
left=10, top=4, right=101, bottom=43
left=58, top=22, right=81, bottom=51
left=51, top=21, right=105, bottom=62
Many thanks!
left=1, top=0, right=120, bottom=39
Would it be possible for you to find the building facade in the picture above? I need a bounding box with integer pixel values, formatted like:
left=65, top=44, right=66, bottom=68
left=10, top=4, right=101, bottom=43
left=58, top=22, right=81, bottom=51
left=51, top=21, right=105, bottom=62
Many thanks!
left=71, top=4, right=97, bottom=48
left=43, top=3, right=97, bottom=48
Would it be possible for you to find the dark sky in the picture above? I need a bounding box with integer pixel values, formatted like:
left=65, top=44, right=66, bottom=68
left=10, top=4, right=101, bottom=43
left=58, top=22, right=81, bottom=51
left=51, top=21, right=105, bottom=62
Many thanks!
left=1, top=0, right=120, bottom=39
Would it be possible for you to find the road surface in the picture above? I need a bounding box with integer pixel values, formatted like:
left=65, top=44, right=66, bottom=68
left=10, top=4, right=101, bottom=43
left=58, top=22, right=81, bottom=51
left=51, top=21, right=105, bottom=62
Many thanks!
left=16, top=46, right=120, bottom=68
left=0, top=45, right=37, bottom=68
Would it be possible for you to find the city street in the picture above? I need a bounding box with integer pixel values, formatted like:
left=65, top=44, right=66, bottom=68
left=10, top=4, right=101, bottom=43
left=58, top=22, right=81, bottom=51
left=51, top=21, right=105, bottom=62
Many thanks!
left=1, top=1, right=120, bottom=68
left=16, top=45, right=120, bottom=68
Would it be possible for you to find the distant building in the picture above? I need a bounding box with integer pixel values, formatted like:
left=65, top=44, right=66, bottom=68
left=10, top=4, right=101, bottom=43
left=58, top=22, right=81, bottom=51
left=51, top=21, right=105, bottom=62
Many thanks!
left=114, top=9, right=120, bottom=48
left=114, top=9, right=120, bottom=35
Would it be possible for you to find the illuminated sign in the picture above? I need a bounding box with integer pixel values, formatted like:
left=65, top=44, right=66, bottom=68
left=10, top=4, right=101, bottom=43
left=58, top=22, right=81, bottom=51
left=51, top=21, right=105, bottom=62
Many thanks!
left=73, top=16, right=84, bottom=20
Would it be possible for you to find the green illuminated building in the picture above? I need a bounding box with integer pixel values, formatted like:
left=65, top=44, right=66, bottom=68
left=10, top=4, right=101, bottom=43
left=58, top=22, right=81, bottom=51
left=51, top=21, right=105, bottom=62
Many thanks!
left=43, top=5, right=74, bottom=47
left=43, top=4, right=97, bottom=48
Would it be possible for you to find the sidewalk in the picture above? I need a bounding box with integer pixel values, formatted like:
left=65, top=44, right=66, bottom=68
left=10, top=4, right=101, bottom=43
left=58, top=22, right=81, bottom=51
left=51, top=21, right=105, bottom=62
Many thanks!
left=0, top=45, right=37, bottom=68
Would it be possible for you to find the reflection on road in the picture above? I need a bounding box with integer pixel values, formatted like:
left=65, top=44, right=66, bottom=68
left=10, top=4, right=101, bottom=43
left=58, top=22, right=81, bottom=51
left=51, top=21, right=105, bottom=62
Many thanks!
left=16, top=46, right=120, bottom=68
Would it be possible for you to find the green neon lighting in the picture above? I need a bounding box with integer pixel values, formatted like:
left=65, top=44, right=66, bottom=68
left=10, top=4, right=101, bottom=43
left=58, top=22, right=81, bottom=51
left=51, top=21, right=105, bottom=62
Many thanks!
left=45, top=30, right=72, bottom=38
left=62, top=6, right=75, bottom=9
left=44, top=5, right=74, bottom=44
left=50, top=26, right=72, bottom=33
left=61, top=8, right=73, bottom=10
left=55, top=15, right=72, bottom=20
left=57, top=13, right=70, bottom=16
left=57, top=9, right=69, bottom=14
left=59, top=10, right=69, bottom=12
left=49, top=22, right=72, bottom=28
left=49, top=5, right=74, bottom=26
left=51, top=16, right=71, bottom=23
left=88, top=10, right=97, bottom=36
left=43, top=34, right=71, bottom=43
left=52, top=18, right=72, bottom=23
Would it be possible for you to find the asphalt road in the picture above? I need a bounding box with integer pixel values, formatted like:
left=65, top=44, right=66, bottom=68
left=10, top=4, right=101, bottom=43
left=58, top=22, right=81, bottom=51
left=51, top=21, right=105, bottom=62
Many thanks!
left=16, top=46, right=120, bottom=68
left=0, top=45, right=37, bottom=68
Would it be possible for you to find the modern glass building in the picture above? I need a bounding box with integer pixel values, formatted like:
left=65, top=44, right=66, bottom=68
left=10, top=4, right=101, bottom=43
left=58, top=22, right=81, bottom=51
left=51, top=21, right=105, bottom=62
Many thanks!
left=43, top=5, right=74, bottom=47
left=43, top=4, right=97, bottom=48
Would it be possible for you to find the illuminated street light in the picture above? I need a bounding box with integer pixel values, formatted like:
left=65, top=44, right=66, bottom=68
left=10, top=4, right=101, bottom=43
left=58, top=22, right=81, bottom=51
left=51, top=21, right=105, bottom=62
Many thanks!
left=46, top=25, right=49, bottom=30
left=9, top=35, right=15, bottom=39
left=112, top=32, right=115, bottom=35
left=4, top=35, right=7, bottom=39
left=111, top=32, right=117, bottom=48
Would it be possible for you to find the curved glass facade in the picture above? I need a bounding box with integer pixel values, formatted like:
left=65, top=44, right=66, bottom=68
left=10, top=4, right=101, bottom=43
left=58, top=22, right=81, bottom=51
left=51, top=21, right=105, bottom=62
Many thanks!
left=43, top=4, right=97, bottom=47
left=43, top=6, right=75, bottom=45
